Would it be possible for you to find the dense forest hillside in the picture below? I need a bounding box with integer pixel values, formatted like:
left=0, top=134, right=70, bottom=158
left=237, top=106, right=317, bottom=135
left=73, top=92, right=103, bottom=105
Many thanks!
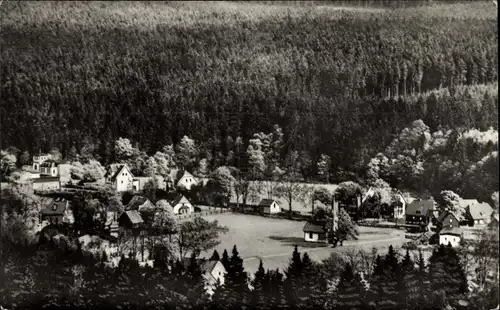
left=0, top=1, right=498, bottom=182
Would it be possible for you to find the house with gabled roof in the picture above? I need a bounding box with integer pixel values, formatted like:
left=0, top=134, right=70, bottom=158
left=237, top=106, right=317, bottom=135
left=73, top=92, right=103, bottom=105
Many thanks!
left=436, top=211, right=461, bottom=230
left=303, top=221, right=328, bottom=243
left=439, top=227, right=463, bottom=247
left=41, top=197, right=69, bottom=225
left=405, top=199, right=436, bottom=229
left=460, top=199, right=494, bottom=226
left=170, top=194, right=194, bottom=215
left=105, top=164, right=134, bottom=192
left=39, top=160, right=59, bottom=177
left=126, top=195, right=156, bottom=224
left=257, top=199, right=281, bottom=214
left=118, top=210, right=144, bottom=229
left=168, top=169, right=198, bottom=190
left=181, top=258, right=226, bottom=295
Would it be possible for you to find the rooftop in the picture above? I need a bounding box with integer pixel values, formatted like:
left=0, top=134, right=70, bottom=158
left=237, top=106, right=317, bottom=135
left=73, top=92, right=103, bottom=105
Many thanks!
left=303, top=221, right=327, bottom=233
left=33, top=177, right=60, bottom=183
left=42, top=198, right=68, bottom=215
left=406, top=199, right=435, bottom=216
left=439, top=227, right=464, bottom=236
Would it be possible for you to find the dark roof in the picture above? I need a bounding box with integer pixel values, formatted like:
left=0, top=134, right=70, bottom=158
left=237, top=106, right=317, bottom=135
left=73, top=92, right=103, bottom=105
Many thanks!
left=42, top=198, right=67, bottom=215
left=439, top=227, right=463, bottom=236
left=303, top=221, right=327, bottom=233
left=40, top=160, right=58, bottom=167
left=169, top=169, right=185, bottom=182
left=420, top=231, right=435, bottom=240
left=436, top=211, right=459, bottom=224
left=126, top=196, right=150, bottom=211
left=406, top=200, right=435, bottom=216
left=33, top=177, right=60, bottom=183
left=122, top=210, right=144, bottom=224
left=259, top=199, right=278, bottom=207
left=170, top=194, right=188, bottom=207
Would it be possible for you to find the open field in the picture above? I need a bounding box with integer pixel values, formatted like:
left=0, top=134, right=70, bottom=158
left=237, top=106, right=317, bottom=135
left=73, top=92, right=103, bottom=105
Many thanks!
left=199, top=213, right=405, bottom=274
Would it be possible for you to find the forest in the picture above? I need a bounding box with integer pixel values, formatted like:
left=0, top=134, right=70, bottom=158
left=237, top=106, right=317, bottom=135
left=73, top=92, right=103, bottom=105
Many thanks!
left=0, top=1, right=497, bottom=178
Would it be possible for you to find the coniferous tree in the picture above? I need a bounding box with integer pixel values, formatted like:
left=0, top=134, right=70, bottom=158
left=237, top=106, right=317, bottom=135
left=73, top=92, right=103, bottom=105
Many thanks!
left=428, top=244, right=468, bottom=307
left=221, top=249, right=230, bottom=271
left=250, top=260, right=268, bottom=310
left=332, top=262, right=369, bottom=310
left=185, top=253, right=209, bottom=308
left=210, top=249, right=220, bottom=261
left=221, top=245, right=249, bottom=310
left=284, top=245, right=303, bottom=307
left=368, top=246, right=401, bottom=310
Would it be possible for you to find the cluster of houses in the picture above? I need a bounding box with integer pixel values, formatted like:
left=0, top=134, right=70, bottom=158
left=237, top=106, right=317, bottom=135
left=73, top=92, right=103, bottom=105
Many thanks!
left=301, top=191, right=499, bottom=246
left=16, top=153, right=199, bottom=195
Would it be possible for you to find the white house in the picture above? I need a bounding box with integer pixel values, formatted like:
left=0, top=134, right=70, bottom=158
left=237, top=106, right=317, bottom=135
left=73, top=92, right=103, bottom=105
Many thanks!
left=106, top=164, right=134, bottom=192
left=32, top=153, right=51, bottom=172
left=182, top=259, right=226, bottom=295
left=460, top=199, right=494, bottom=226
left=439, top=227, right=463, bottom=247
left=169, top=169, right=198, bottom=190
left=39, top=160, right=59, bottom=177
left=170, top=195, right=194, bottom=215
left=303, top=221, right=327, bottom=243
left=258, top=199, right=281, bottom=214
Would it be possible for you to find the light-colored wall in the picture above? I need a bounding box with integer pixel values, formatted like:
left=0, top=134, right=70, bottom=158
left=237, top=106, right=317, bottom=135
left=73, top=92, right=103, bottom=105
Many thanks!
left=173, top=197, right=193, bottom=214
left=178, top=175, right=197, bottom=190
left=210, top=262, right=226, bottom=286
left=270, top=202, right=280, bottom=214
left=439, top=234, right=461, bottom=247
left=33, top=181, right=60, bottom=192
left=115, top=169, right=133, bottom=192
left=304, top=232, right=320, bottom=242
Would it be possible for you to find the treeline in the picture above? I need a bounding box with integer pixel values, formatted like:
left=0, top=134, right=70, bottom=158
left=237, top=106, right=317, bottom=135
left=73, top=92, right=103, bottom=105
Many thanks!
left=2, top=240, right=499, bottom=310
left=0, top=1, right=497, bottom=178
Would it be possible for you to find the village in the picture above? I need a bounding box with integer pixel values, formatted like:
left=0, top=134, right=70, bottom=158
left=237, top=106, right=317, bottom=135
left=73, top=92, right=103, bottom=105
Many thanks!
left=2, top=149, right=498, bottom=296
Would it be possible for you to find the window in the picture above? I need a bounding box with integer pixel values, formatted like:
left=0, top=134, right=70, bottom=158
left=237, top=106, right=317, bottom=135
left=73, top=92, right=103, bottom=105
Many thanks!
left=309, top=232, right=313, bottom=239
left=121, top=181, right=123, bottom=184
left=53, top=204, right=57, bottom=211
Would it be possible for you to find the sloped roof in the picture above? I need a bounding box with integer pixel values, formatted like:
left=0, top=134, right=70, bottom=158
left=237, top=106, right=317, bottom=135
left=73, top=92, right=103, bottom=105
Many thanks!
left=169, top=169, right=185, bottom=182
left=126, top=195, right=151, bottom=211
left=420, top=231, right=435, bottom=240
left=406, top=200, right=435, bottom=216
left=33, top=177, right=60, bottom=183
left=123, top=210, right=144, bottom=224
left=170, top=194, right=189, bottom=207
left=303, top=221, right=327, bottom=233
left=436, top=211, right=461, bottom=224
left=259, top=199, right=278, bottom=207
left=467, top=202, right=493, bottom=220
left=40, top=160, right=58, bottom=167
left=42, top=198, right=68, bottom=215
left=439, top=227, right=463, bottom=236
left=107, top=164, right=133, bottom=182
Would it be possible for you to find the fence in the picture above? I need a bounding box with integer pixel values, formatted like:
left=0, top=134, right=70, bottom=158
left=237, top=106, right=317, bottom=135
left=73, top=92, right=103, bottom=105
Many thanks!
left=176, top=208, right=232, bottom=220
